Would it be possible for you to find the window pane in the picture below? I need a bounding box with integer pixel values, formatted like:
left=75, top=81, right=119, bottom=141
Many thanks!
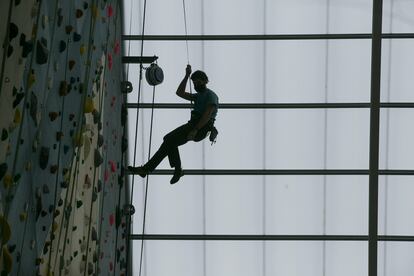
left=381, top=40, right=414, bottom=102
left=379, top=176, right=414, bottom=236
left=131, top=176, right=368, bottom=235
left=132, top=241, right=368, bottom=276
left=380, top=109, right=414, bottom=169
left=379, top=242, right=414, bottom=276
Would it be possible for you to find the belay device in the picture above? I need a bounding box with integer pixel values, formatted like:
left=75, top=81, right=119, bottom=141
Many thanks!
left=145, top=63, right=164, bottom=86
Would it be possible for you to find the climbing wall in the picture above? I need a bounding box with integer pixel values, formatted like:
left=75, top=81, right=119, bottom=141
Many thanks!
left=0, top=0, right=128, bottom=275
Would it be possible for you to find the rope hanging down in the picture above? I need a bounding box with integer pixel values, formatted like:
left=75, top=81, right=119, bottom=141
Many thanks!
left=182, top=0, right=193, bottom=97
left=128, top=1, right=193, bottom=275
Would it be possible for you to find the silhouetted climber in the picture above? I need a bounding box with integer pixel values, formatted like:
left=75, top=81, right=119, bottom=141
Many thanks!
left=128, top=65, right=219, bottom=184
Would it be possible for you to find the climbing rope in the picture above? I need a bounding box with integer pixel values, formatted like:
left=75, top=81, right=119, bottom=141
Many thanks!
left=182, top=0, right=193, bottom=97
left=138, top=84, right=156, bottom=276
left=123, top=0, right=148, bottom=274
left=0, top=0, right=16, bottom=98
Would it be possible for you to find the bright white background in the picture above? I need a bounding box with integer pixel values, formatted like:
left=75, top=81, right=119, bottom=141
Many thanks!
left=123, top=0, right=414, bottom=275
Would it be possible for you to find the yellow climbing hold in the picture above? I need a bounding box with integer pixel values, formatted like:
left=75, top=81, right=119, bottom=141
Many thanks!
left=84, top=97, right=95, bottom=113
left=91, top=4, right=99, bottom=20
left=2, top=246, right=12, bottom=273
left=14, top=108, right=21, bottom=124
left=73, top=133, right=84, bottom=147
left=3, top=173, right=13, bottom=189
left=52, top=221, right=58, bottom=233
left=0, top=215, right=11, bottom=243
left=19, top=212, right=28, bottom=221
left=80, top=44, right=86, bottom=55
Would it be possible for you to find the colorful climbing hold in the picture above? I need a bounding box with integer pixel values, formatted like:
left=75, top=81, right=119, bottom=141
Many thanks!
left=84, top=96, right=94, bottom=113
left=39, top=147, right=50, bottom=170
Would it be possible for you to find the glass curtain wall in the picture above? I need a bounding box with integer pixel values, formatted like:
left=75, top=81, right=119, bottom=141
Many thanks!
left=122, top=0, right=414, bottom=275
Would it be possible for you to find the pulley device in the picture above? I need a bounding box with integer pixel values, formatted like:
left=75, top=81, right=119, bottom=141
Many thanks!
left=145, top=63, right=164, bottom=86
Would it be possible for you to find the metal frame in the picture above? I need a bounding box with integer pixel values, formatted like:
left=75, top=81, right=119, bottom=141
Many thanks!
left=124, top=1, right=409, bottom=275
left=130, top=234, right=414, bottom=242
left=122, top=33, right=414, bottom=41
left=127, top=169, right=414, bottom=176
left=127, top=102, right=414, bottom=109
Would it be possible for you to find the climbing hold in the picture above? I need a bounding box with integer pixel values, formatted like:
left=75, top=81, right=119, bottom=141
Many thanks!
left=73, top=132, right=84, bottom=147
left=63, top=145, right=69, bottom=154
left=60, top=180, right=68, bottom=188
left=0, top=215, right=11, bottom=243
left=2, top=247, right=12, bottom=273
left=19, top=211, right=28, bottom=221
left=9, top=22, right=18, bottom=41
left=84, top=97, right=95, bottom=113
left=97, top=134, right=104, bottom=148
left=65, top=25, right=73, bottom=34
left=3, top=173, right=13, bottom=189
left=59, top=40, right=66, bottom=52
left=7, top=45, right=13, bottom=57
left=109, top=214, right=114, bottom=226
left=107, top=53, right=113, bottom=70
left=94, top=149, right=103, bottom=167
left=30, top=91, right=38, bottom=125
left=36, top=39, right=49, bottom=64
left=120, top=81, right=133, bottom=94
left=59, top=80, right=68, bottom=96
left=0, top=163, right=7, bottom=181
left=22, top=39, right=33, bottom=58
left=109, top=160, right=116, bottom=172
left=1, top=128, right=8, bottom=141
left=14, top=108, right=21, bottom=124
left=76, top=9, right=83, bottom=18
left=114, top=40, right=120, bottom=54
left=92, top=109, right=100, bottom=124
left=50, top=164, right=58, bottom=174
left=92, top=187, right=97, bottom=202
left=76, top=200, right=83, bottom=208
left=80, top=44, right=86, bottom=55
left=88, top=262, right=93, bottom=274
left=39, top=146, right=50, bottom=170
left=28, top=70, right=35, bottom=88
left=123, top=204, right=135, bottom=216
left=92, top=226, right=98, bottom=241
left=73, top=32, right=81, bottom=42
left=49, top=111, right=58, bottom=121
left=52, top=221, right=58, bottom=233
left=84, top=174, right=91, bottom=189
left=107, top=4, right=114, bottom=17
left=57, top=8, right=63, bottom=26
left=56, top=131, right=63, bottom=141
left=91, top=4, right=99, bottom=19
left=13, top=92, right=24, bottom=108
left=8, top=244, right=16, bottom=253
left=69, top=60, right=76, bottom=70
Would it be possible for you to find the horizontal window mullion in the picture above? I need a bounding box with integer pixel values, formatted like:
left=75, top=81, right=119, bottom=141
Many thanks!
left=126, top=103, right=414, bottom=109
